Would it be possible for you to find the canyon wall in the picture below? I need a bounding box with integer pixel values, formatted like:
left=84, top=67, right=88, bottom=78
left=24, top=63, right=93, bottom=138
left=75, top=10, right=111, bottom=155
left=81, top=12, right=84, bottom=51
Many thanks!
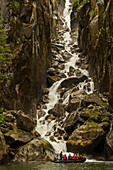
left=77, top=0, right=113, bottom=111
left=0, top=0, right=52, bottom=118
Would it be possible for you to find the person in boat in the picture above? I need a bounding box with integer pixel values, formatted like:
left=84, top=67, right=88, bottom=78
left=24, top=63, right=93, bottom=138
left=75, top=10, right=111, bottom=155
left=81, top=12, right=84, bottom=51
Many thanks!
left=63, top=154, right=67, bottom=160
left=68, top=154, right=72, bottom=160
left=80, top=154, right=82, bottom=159
left=54, top=154, right=58, bottom=161
left=73, top=154, right=76, bottom=159
left=60, top=151, right=63, bottom=160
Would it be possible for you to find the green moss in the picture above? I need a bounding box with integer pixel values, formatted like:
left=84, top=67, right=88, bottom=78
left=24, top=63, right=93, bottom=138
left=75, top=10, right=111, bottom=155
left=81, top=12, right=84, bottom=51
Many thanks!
left=7, top=0, right=20, bottom=9
left=85, top=120, right=100, bottom=127
left=0, top=114, right=5, bottom=124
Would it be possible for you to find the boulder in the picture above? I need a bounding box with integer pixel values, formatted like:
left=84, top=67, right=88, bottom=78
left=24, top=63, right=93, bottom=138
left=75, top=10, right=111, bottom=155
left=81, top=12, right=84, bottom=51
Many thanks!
left=63, top=51, right=72, bottom=60
left=64, top=112, right=79, bottom=132
left=81, top=93, right=105, bottom=107
left=5, top=113, right=15, bottom=122
left=68, top=66, right=75, bottom=76
left=67, top=124, right=106, bottom=153
left=105, top=123, right=113, bottom=160
left=47, top=75, right=60, bottom=87
left=59, top=75, right=88, bottom=89
left=48, top=103, right=65, bottom=117
left=4, top=129, right=33, bottom=148
left=65, top=90, right=87, bottom=112
left=38, top=110, right=46, bottom=119
left=0, top=130, right=8, bottom=164
left=17, top=112, right=34, bottom=131
left=13, top=139, right=55, bottom=162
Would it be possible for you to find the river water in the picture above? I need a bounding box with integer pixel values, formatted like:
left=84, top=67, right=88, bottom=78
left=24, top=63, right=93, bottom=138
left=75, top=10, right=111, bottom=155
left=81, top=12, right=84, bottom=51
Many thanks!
left=0, top=161, right=113, bottom=170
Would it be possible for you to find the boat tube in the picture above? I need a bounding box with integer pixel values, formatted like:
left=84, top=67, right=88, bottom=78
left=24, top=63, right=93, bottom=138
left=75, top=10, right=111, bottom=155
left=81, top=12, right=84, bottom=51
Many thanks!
left=51, top=157, right=86, bottom=163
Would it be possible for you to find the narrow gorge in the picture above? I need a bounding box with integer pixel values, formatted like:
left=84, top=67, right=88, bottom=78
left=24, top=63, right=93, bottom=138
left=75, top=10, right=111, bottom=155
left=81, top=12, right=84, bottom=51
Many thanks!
left=0, top=0, right=113, bottom=165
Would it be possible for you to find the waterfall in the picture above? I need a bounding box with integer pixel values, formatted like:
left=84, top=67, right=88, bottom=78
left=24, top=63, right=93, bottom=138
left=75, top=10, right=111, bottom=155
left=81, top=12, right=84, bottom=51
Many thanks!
left=36, top=0, right=94, bottom=154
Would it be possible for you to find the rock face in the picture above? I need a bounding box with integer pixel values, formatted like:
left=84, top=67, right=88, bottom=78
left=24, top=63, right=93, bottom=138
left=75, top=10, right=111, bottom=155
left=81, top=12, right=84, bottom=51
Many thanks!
left=105, top=123, right=113, bottom=160
left=0, top=130, right=8, bottom=164
left=0, top=0, right=51, bottom=118
left=13, top=139, right=55, bottom=162
left=76, top=0, right=113, bottom=111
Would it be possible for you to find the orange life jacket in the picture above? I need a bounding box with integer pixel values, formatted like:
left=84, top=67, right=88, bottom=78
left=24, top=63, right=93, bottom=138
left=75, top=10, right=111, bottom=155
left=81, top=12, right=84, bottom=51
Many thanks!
left=80, top=155, right=82, bottom=158
left=63, top=155, right=66, bottom=160
left=73, top=155, right=76, bottom=159
left=69, top=155, right=72, bottom=159
left=76, top=155, right=79, bottom=159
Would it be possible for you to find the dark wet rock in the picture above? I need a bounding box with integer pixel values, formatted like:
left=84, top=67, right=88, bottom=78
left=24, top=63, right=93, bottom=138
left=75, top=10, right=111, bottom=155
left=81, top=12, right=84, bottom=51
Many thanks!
left=51, top=61, right=59, bottom=68
left=57, top=127, right=65, bottom=134
left=50, top=136, right=56, bottom=142
left=42, top=88, right=49, bottom=94
left=67, top=124, right=106, bottom=153
left=58, top=64, right=65, bottom=70
left=47, top=75, right=60, bottom=87
left=68, top=66, right=75, bottom=76
left=47, top=68, right=56, bottom=76
left=81, top=93, right=105, bottom=108
left=100, top=122, right=109, bottom=131
left=81, top=64, right=88, bottom=70
left=0, top=130, right=9, bottom=164
left=65, top=90, right=87, bottom=112
left=32, top=130, right=41, bottom=138
left=105, top=123, right=113, bottom=160
left=45, top=114, right=55, bottom=121
left=17, top=112, right=34, bottom=131
left=63, top=51, right=72, bottom=60
left=63, top=133, right=69, bottom=141
left=80, top=111, right=91, bottom=120
left=75, top=60, right=81, bottom=66
left=38, top=110, right=46, bottom=119
left=54, top=132, right=59, bottom=137
left=13, top=139, right=55, bottom=162
left=75, top=69, right=82, bottom=77
left=41, top=95, right=49, bottom=104
left=64, top=112, right=79, bottom=132
left=6, top=110, right=18, bottom=118
left=45, top=132, right=51, bottom=136
left=48, top=103, right=65, bottom=117
left=59, top=75, right=88, bottom=89
left=4, top=129, right=33, bottom=148
left=5, top=114, right=15, bottom=122
left=65, top=100, right=80, bottom=113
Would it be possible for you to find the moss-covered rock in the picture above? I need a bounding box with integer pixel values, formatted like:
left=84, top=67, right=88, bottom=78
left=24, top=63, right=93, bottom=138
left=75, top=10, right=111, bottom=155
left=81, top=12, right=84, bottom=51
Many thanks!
left=66, top=124, right=106, bottom=153
left=4, top=129, right=33, bottom=148
left=17, top=111, right=34, bottom=131
left=13, top=139, right=55, bottom=162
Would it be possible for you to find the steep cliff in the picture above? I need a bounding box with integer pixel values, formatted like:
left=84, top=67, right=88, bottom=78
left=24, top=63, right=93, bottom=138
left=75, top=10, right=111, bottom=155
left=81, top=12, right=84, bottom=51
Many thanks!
left=0, top=0, right=51, bottom=118
left=76, top=0, right=113, bottom=111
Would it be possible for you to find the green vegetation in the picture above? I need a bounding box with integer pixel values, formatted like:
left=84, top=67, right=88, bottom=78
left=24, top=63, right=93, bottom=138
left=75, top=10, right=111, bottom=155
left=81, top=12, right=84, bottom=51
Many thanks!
left=89, top=10, right=95, bottom=20
left=72, top=0, right=90, bottom=11
left=8, top=0, right=20, bottom=9
left=96, top=0, right=110, bottom=45
left=0, top=114, right=5, bottom=124
left=0, top=15, right=13, bottom=80
left=85, top=120, right=100, bottom=127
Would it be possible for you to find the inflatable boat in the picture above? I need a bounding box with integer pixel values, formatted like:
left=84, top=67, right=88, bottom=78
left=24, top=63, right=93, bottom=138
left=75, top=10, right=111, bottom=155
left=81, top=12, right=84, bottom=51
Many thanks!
left=51, top=157, right=86, bottom=163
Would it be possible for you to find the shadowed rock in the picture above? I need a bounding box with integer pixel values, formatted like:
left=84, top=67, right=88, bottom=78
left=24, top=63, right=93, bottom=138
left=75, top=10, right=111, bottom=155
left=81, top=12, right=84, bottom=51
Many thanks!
left=48, top=103, right=65, bottom=117
left=59, top=75, right=88, bottom=89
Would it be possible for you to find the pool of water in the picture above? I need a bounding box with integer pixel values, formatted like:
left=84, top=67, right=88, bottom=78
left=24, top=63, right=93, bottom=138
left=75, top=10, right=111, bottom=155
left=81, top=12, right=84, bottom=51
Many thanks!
left=0, top=161, right=113, bottom=170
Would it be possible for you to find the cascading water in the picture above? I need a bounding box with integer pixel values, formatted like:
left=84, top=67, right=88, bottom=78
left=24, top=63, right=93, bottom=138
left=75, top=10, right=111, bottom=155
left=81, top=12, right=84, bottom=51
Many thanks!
left=36, top=0, right=94, bottom=153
